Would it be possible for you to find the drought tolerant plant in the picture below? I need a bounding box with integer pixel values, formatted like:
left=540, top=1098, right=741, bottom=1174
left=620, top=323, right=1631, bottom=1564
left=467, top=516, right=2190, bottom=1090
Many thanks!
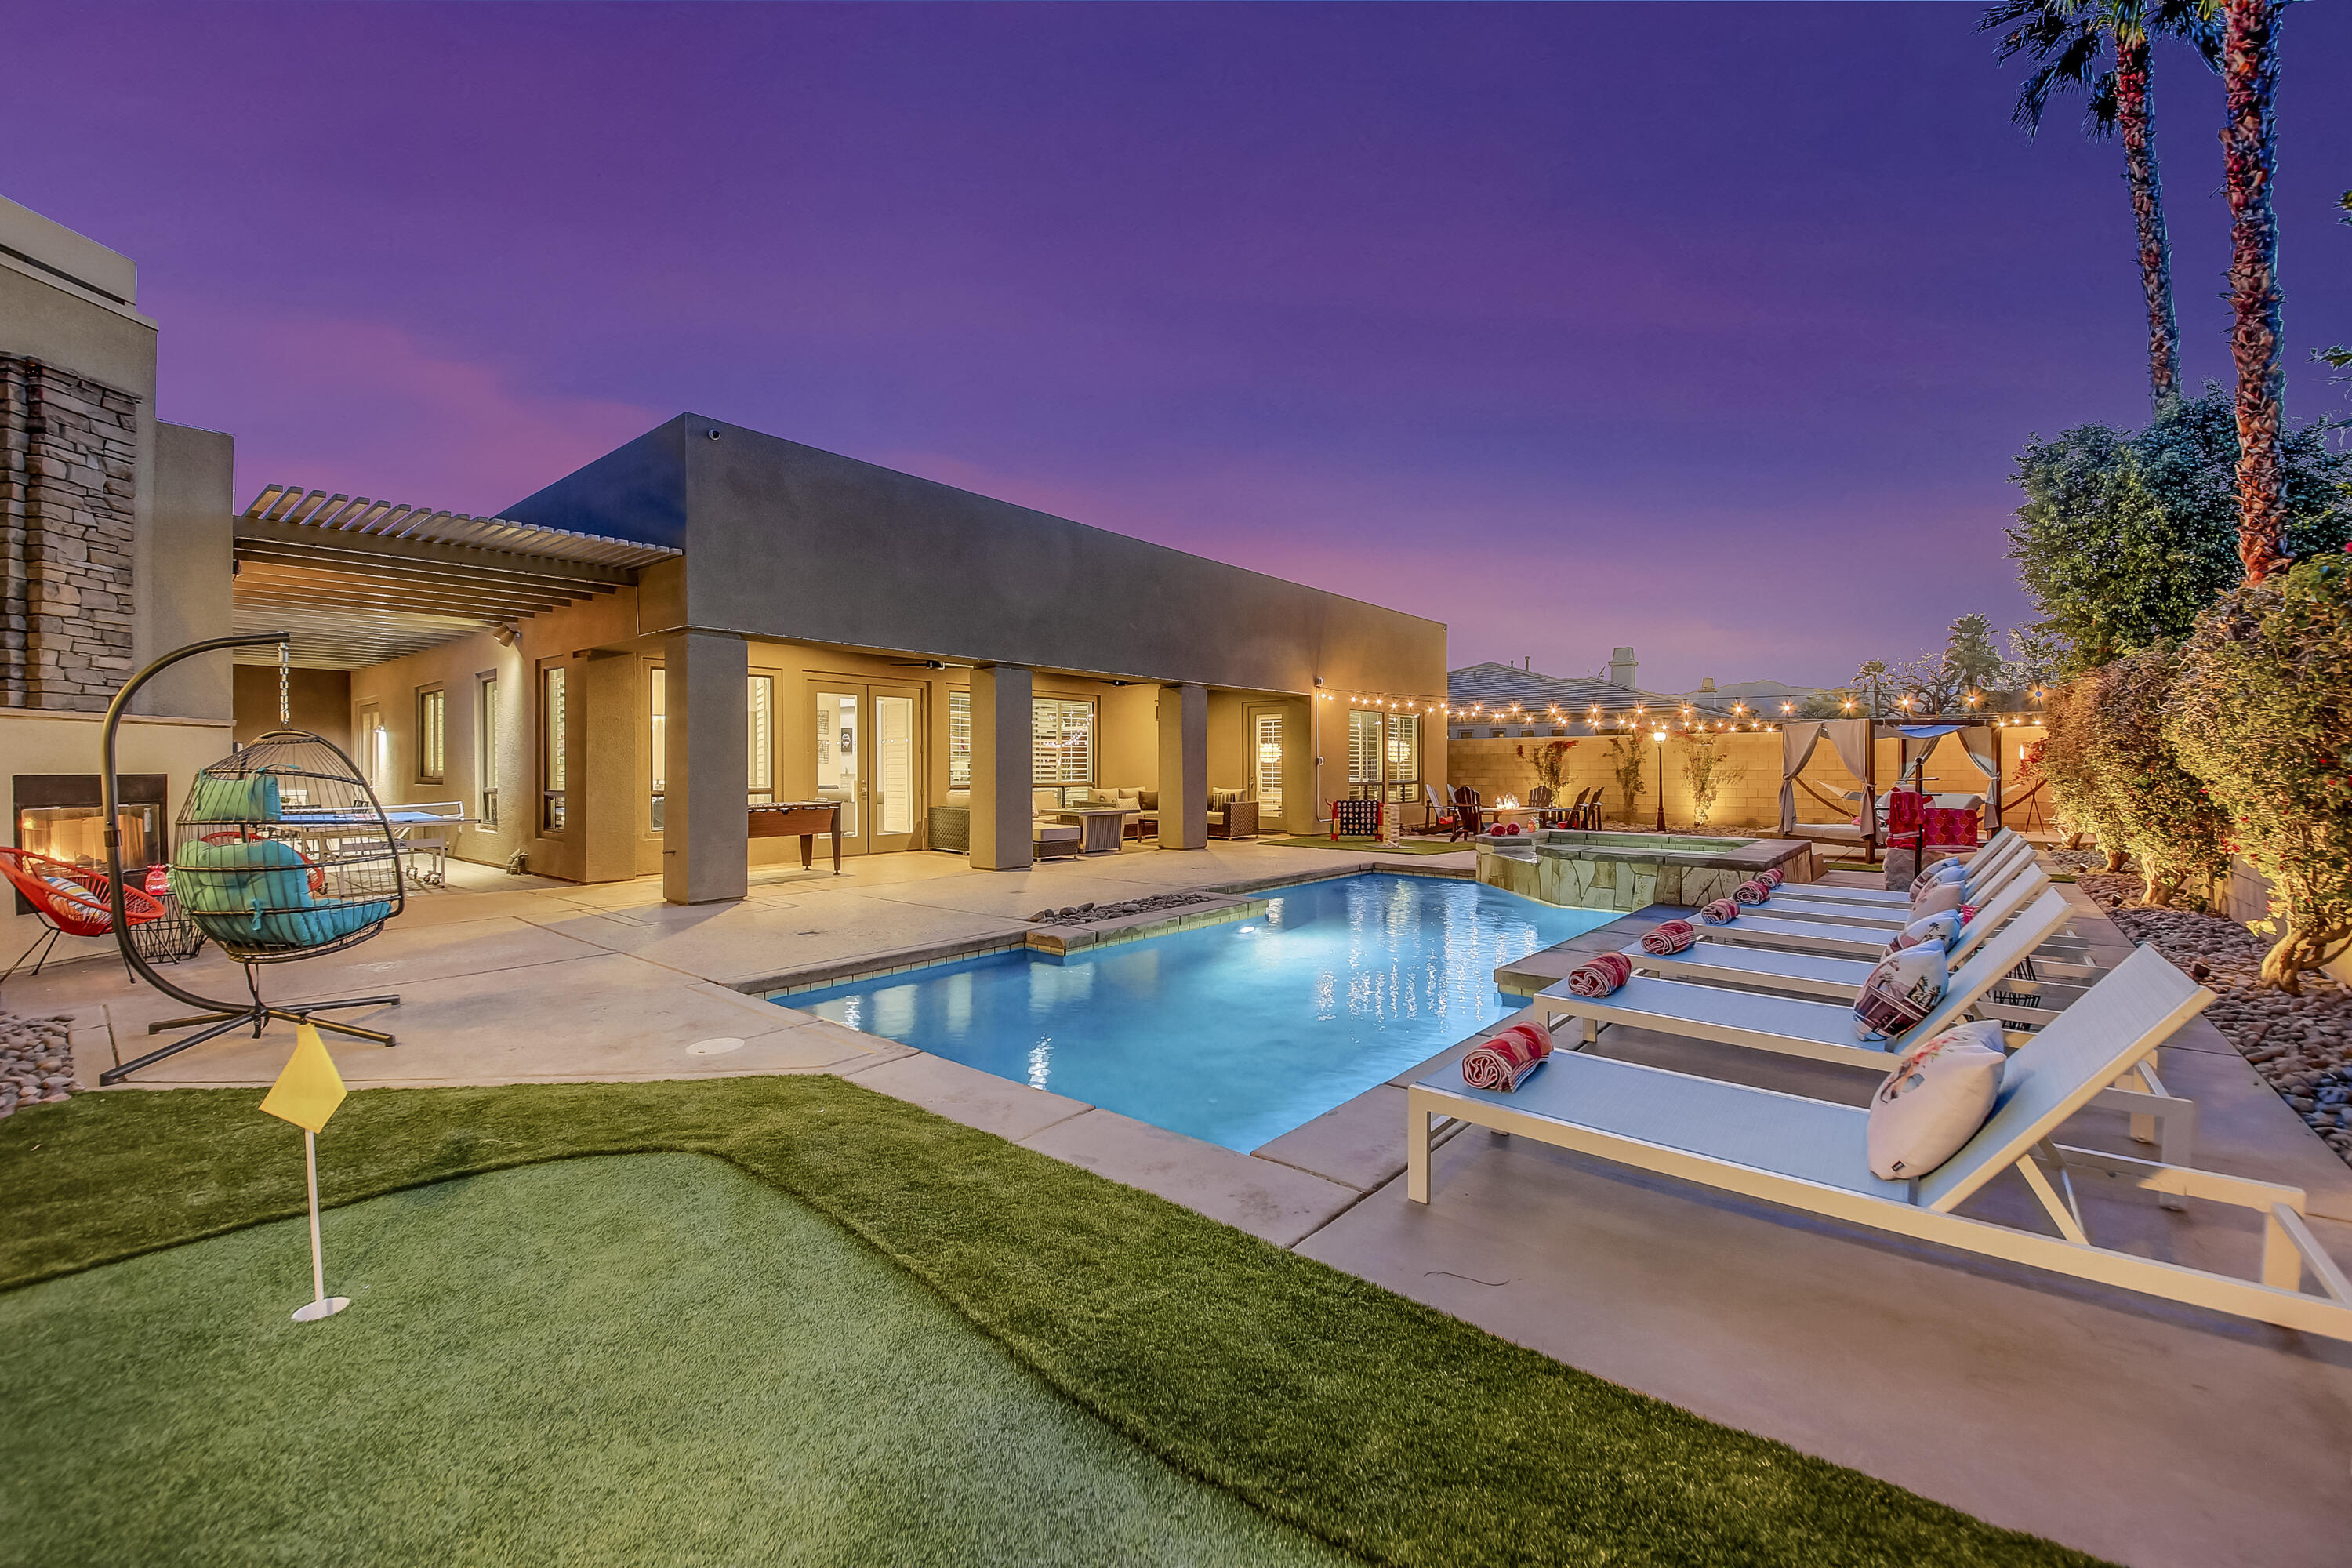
left=1678, top=734, right=1745, bottom=829
left=1605, top=734, right=1648, bottom=822
left=2220, top=0, right=2290, bottom=581
left=1530, top=738, right=1576, bottom=798
left=2168, top=551, right=2352, bottom=989
left=1981, top=0, right=2221, bottom=406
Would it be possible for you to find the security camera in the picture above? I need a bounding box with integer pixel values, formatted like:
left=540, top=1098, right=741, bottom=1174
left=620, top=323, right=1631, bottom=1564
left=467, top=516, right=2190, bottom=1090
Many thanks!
left=707, top=427, right=721, bottom=440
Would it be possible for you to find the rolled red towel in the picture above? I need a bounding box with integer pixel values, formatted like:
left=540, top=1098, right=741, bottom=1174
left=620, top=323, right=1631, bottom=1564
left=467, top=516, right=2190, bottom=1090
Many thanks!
left=1459, top=1019, right=1553, bottom=1092
left=1640, top=919, right=1697, bottom=955
left=1566, top=952, right=1632, bottom=997
left=1732, top=879, right=1771, bottom=906
left=1758, top=867, right=1785, bottom=888
left=1697, top=898, right=1740, bottom=925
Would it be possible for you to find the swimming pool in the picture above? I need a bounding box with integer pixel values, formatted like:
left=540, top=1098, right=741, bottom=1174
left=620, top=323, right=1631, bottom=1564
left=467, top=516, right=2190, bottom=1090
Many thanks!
left=786, top=873, right=1612, bottom=1152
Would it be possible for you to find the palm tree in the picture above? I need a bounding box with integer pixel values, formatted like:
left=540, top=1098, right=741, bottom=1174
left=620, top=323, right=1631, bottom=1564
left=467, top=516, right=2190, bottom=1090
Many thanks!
left=1980, top=0, right=2222, bottom=408
left=2220, top=0, right=2288, bottom=582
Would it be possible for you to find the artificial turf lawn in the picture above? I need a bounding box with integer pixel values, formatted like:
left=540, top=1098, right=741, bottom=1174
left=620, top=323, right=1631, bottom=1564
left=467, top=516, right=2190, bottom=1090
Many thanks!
left=0, top=1078, right=2111, bottom=1568
left=1, top=1152, right=1341, bottom=1566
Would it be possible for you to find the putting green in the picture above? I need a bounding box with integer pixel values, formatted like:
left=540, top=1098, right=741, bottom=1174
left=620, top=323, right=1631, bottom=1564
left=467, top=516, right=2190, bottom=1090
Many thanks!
left=0, top=1152, right=1341, bottom=1566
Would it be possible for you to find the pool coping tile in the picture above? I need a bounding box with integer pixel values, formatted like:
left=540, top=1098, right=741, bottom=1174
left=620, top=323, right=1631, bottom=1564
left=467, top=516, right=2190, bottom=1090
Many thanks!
left=1018, top=1106, right=1363, bottom=1247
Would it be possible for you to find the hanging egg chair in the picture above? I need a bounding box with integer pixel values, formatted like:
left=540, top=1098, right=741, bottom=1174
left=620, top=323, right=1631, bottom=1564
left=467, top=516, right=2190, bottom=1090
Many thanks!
left=170, top=730, right=405, bottom=963
left=98, top=633, right=405, bottom=1084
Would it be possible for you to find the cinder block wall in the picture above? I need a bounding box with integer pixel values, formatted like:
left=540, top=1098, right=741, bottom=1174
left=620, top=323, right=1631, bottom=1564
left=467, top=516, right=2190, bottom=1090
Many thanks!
left=1445, top=732, right=1785, bottom=829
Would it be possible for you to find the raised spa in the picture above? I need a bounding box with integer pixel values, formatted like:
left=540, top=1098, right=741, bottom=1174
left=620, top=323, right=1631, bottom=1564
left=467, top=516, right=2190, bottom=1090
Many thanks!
left=1476, top=828, right=1817, bottom=912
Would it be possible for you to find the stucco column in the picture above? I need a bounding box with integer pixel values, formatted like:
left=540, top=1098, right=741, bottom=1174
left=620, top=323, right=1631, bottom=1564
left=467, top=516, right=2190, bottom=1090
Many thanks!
left=577, top=652, right=641, bottom=883
left=662, top=630, right=749, bottom=905
left=1157, top=682, right=1207, bottom=850
left=969, top=663, right=1033, bottom=871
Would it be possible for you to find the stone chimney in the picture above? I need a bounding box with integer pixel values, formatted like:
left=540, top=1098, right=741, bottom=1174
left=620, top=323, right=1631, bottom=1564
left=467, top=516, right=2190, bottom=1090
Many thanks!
left=1608, top=646, right=1636, bottom=691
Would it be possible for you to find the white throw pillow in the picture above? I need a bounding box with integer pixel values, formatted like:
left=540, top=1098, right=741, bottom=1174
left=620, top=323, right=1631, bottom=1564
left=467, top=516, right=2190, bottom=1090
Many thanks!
left=1867, top=1020, right=2008, bottom=1179
left=1853, top=944, right=1948, bottom=1042
left=1910, top=880, right=1966, bottom=920
left=1889, top=910, right=1965, bottom=955
left=1909, top=858, right=1966, bottom=899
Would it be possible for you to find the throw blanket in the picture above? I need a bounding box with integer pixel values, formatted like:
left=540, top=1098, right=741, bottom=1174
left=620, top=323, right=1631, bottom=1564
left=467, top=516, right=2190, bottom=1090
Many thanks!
left=1697, top=898, right=1740, bottom=925
left=1566, top=952, right=1632, bottom=997
left=1732, top=879, right=1771, bottom=906
left=1460, top=1020, right=1552, bottom=1092
left=1640, top=919, right=1697, bottom=955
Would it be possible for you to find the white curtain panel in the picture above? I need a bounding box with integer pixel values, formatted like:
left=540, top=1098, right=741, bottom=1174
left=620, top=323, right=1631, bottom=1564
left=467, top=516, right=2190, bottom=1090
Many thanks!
left=1778, top=720, right=1825, bottom=834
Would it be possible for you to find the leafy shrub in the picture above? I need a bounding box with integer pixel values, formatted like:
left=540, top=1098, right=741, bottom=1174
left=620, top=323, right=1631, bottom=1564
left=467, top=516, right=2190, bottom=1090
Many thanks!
left=2037, top=675, right=2133, bottom=870
left=2169, top=551, right=2352, bottom=989
left=2042, top=652, right=2231, bottom=904
left=2006, top=393, right=2350, bottom=673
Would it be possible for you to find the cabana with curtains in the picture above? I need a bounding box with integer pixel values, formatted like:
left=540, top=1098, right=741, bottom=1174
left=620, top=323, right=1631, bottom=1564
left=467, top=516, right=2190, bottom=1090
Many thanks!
left=1778, top=719, right=2005, bottom=855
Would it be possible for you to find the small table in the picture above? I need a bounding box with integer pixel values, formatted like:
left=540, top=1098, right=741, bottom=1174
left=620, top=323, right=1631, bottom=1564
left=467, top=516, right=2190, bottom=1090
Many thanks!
left=750, top=800, right=844, bottom=873
left=1054, top=808, right=1131, bottom=855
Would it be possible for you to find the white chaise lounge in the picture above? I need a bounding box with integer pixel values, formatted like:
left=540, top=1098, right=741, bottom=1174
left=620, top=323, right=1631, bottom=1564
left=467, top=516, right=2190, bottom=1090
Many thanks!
left=1538, top=888, right=2190, bottom=1163
left=1771, top=830, right=2027, bottom=910
left=1408, top=946, right=2352, bottom=1341
left=1760, top=844, right=2037, bottom=931
left=1695, top=862, right=2058, bottom=958
left=1645, top=865, right=2048, bottom=1000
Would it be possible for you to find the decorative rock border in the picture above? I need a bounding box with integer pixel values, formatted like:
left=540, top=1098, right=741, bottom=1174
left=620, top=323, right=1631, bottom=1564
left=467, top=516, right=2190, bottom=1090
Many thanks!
left=1, top=1012, right=78, bottom=1119
left=2074, top=868, right=2352, bottom=1168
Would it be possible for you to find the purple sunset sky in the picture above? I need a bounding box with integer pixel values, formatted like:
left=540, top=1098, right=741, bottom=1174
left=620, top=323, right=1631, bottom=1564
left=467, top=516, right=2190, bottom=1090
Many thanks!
left=8, top=2, right=2349, bottom=691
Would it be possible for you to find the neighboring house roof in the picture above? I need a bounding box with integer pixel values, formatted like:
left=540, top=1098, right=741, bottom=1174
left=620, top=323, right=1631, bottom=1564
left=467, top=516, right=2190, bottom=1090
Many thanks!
left=1446, top=662, right=1668, bottom=714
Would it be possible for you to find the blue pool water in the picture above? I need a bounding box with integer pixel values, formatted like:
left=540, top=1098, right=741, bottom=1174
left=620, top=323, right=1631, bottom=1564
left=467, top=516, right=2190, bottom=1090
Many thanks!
left=787, top=873, right=1610, bottom=1152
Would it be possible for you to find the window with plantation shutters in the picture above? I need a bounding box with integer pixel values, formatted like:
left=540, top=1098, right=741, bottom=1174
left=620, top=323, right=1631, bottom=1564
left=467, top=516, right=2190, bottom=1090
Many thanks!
left=1385, top=713, right=1421, bottom=793
left=1032, top=698, right=1094, bottom=786
left=948, top=689, right=972, bottom=788
left=1347, top=709, right=1381, bottom=795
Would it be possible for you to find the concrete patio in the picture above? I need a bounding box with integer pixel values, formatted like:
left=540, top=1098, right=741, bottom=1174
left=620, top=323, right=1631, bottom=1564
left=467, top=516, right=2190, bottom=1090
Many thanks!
left=10, top=850, right=2352, bottom=1568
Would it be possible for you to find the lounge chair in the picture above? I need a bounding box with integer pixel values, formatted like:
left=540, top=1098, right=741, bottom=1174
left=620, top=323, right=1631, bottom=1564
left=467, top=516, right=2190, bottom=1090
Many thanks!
left=1632, top=862, right=2048, bottom=1001
left=1704, top=862, right=2053, bottom=957
left=1771, top=830, right=2025, bottom=909
left=1447, top=786, right=1482, bottom=842
left=1409, top=946, right=2351, bottom=1341
left=1542, top=885, right=2072, bottom=1069
left=1550, top=884, right=2188, bottom=1162
left=1757, top=845, right=2038, bottom=931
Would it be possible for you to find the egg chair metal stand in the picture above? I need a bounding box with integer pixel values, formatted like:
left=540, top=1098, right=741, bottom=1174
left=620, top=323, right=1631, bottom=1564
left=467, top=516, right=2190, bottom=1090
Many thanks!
left=97, top=632, right=403, bottom=1085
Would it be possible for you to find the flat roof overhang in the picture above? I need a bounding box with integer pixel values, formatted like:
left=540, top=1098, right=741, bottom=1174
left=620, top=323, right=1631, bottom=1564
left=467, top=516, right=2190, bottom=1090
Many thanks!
left=232, top=485, right=681, bottom=669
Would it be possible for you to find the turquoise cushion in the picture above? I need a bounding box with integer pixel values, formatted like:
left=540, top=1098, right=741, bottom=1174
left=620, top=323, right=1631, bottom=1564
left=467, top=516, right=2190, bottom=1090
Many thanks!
left=184, top=772, right=282, bottom=823
left=250, top=901, right=391, bottom=949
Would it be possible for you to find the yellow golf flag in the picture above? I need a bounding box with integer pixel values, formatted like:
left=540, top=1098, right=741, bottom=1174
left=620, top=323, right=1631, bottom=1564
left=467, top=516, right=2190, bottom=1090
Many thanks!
left=260, top=1024, right=347, bottom=1134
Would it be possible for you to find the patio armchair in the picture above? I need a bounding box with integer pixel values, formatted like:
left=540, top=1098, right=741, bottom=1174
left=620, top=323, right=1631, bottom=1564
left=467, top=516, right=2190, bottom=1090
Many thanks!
left=1528, top=785, right=1560, bottom=826
left=1207, top=789, right=1259, bottom=839
left=1408, top=946, right=2350, bottom=1342
left=1448, top=785, right=1483, bottom=841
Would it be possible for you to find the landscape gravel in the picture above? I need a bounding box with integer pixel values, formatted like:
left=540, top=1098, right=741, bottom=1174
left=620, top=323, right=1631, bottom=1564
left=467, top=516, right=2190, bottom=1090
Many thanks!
left=2074, top=865, right=2352, bottom=1169
left=0, top=1011, right=79, bottom=1120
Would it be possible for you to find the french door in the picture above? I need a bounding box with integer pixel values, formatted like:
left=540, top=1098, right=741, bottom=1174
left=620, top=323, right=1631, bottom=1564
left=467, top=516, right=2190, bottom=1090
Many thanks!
left=812, top=681, right=923, bottom=855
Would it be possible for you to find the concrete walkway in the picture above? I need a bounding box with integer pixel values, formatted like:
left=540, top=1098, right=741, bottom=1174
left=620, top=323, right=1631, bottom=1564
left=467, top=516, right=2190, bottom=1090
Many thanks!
left=13, top=850, right=2352, bottom=1567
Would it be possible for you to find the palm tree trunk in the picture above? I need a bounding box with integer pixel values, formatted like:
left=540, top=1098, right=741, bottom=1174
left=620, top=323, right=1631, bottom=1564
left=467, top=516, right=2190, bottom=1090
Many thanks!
left=2112, top=32, right=2181, bottom=406
left=2220, top=0, right=2288, bottom=583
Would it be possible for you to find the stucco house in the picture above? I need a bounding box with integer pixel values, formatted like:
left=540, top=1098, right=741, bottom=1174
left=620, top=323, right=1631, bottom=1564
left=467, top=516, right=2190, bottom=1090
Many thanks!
left=4, top=196, right=1446, bottom=962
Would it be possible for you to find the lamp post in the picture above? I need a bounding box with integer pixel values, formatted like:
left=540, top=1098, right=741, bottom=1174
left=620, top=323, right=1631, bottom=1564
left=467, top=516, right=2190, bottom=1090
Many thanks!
left=1652, top=728, right=1668, bottom=833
